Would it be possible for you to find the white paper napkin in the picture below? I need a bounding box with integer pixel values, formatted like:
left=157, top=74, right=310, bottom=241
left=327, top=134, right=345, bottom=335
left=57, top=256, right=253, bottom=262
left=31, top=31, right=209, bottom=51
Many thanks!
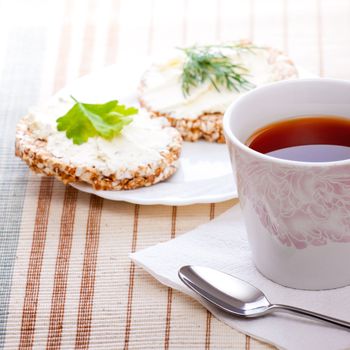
left=131, top=205, right=350, bottom=350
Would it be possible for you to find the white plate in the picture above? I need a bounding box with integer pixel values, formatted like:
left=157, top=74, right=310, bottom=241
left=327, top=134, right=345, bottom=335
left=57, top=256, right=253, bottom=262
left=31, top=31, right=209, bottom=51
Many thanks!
left=58, top=61, right=315, bottom=205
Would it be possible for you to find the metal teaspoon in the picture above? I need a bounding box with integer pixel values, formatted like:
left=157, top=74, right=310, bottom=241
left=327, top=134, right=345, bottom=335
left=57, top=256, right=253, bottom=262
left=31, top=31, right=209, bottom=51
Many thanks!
left=178, top=265, right=350, bottom=330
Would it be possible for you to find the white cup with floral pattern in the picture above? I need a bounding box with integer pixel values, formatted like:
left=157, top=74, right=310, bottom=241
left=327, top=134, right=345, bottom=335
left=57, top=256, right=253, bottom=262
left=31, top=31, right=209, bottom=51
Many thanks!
left=223, top=79, right=350, bottom=290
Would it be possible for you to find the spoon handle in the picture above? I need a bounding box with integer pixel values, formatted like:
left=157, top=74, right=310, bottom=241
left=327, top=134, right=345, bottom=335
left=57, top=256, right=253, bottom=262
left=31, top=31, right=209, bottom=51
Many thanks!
left=271, top=304, right=350, bottom=330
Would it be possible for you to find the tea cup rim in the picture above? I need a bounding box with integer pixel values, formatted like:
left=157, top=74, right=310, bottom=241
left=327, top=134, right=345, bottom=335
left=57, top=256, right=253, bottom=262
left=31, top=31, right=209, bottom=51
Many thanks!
left=223, top=78, right=350, bottom=167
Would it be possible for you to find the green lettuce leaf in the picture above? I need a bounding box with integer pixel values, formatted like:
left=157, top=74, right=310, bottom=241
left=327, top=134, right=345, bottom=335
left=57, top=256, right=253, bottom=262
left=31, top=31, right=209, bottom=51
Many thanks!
left=56, top=96, right=138, bottom=145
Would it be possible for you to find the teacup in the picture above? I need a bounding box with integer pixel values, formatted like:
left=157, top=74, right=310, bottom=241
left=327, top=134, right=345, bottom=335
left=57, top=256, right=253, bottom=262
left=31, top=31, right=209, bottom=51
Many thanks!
left=223, top=79, right=350, bottom=290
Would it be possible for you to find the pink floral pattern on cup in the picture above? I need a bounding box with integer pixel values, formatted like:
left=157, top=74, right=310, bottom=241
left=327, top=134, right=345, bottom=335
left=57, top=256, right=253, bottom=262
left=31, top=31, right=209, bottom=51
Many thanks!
left=234, top=147, right=350, bottom=249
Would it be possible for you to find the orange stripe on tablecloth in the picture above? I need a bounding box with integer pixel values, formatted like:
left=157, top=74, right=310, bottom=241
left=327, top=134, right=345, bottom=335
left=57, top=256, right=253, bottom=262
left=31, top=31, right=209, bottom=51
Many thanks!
left=245, top=334, right=251, bottom=350
left=47, top=187, right=78, bottom=350
left=164, top=287, right=173, bottom=350
left=164, top=207, right=177, bottom=350
left=18, top=177, right=54, bottom=349
left=44, top=0, right=78, bottom=347
left=74, top=195, right=103, bottom=349
left=170, top=206, right=177, bottom=240
left=204, top=311, right=212, bottom=350
left=316, top=0, right=323, bottom=76
left=105, top=0, right=121, bottom=66
left=209, top=203, right=215, bottom=221
left=123, top=204, right=140, bottom=350
left=79, top=0, right=97, bottom=77
left=204, top=204, right=215, bottom=350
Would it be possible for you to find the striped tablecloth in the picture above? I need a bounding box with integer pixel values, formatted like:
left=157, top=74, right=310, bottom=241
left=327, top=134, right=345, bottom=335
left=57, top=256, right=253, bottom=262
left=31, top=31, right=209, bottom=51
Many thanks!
left=1, top=0, right=349, bottom=348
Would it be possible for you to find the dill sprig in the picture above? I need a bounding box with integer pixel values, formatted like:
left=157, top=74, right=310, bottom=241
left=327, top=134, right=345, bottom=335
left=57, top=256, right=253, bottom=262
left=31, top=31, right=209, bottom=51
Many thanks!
left=178, top=43, right=256, bottom=97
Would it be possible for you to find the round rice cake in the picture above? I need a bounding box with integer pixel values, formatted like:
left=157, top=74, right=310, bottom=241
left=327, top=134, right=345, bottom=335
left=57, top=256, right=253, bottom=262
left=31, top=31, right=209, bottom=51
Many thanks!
left=15, top=98, right=182, bottom=190
left=139, top=42, right=298, bottom=143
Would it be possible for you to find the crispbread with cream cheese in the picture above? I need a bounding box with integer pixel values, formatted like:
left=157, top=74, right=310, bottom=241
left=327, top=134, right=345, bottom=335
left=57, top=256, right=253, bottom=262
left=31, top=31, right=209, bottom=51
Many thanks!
left=139, top=43, right=298, bottom=143
left=15, top=99, right=182, bottom=190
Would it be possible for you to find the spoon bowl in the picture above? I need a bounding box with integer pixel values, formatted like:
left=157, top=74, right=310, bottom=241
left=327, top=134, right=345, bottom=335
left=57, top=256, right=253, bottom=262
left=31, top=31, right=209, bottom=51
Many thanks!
left=178, top=265, right=271, bottom=317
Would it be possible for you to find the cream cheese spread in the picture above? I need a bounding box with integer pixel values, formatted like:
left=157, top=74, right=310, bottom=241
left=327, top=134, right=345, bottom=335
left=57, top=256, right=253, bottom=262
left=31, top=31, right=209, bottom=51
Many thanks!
left=27, top=97, right=178, bottom=176
left=141, top=47, right=298, bottom=119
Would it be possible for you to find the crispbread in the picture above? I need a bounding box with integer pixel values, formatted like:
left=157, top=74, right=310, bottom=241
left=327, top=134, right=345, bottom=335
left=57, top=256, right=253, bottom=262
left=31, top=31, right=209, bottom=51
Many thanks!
left=139, top=44, right=298, bottom=143
left=15, top=115, right=182, bottom=191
